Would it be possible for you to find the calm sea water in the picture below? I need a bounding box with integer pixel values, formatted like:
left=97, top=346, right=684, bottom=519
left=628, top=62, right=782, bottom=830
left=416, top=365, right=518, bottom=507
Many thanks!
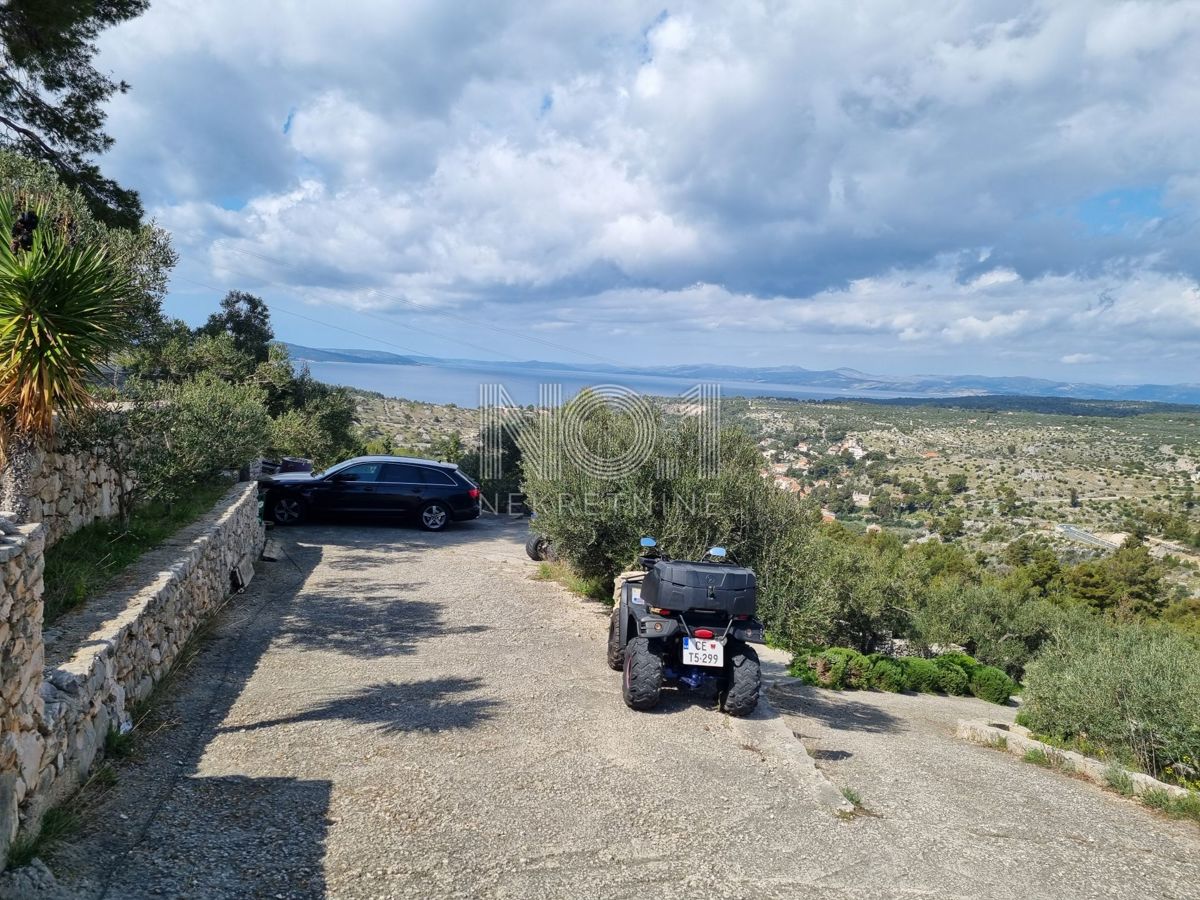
left=303, top=360, right=916, bottom=407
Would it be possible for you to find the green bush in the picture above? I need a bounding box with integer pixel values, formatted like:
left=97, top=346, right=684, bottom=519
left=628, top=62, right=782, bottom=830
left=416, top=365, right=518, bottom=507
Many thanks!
left=1020, top=618, right=1200, bottom=780
left=794, top=648, right=872, bottom=689
left=829, top=648, right=869, bottom=688
left=932, top=657, right=970, bottom=695
left=900, top=657, right=940, bottom=693
left=970, top=666, right=1018, bottom=704
left=912, top=581, right=1055, bottom=678
left=521, top=399, right=816, bottom=585
left=935, top=652, right=980, bottom=678
left=869, top=657, right=909, bottom=692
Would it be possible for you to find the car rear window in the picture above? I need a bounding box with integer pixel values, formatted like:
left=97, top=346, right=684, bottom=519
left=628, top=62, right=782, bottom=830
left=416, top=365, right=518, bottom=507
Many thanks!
left=421, top=467, right=457, bottom=485
left=380, top=463, right=460, bottom=484
left=382, top=463, right=426, bottom=483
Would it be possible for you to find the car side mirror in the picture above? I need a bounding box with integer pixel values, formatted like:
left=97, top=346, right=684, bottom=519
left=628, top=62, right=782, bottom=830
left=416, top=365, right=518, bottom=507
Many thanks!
left=640, top=536, right=657, bottom=548
left=332, top=472, right=357, bottom=482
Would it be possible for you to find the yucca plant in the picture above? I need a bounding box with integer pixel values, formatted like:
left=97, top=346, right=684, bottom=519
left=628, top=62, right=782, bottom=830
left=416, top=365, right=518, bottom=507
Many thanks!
left=0, top=197, right=135, bottom=519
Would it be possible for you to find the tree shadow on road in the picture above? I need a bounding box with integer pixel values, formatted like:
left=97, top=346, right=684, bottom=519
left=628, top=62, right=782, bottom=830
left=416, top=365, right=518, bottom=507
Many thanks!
left=276, top=583, right=489, bottom=659
left=48, top=519, right=514, bottom=897
left=219, top=676, right=500, bottom=736
left=769, top=682, right=904, bottom=734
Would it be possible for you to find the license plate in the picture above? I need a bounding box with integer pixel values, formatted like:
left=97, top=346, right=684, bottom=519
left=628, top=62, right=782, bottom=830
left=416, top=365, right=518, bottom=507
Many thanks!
left=682, top=637, right=724, bottom=667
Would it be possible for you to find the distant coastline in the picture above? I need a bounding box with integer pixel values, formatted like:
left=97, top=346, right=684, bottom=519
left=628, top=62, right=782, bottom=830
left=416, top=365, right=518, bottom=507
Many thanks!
left=283, top=343, right=1200, bottom=408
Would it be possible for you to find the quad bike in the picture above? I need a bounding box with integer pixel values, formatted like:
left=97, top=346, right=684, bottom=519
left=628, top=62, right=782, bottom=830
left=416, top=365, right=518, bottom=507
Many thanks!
left=608, top=537, right=763, bottom=716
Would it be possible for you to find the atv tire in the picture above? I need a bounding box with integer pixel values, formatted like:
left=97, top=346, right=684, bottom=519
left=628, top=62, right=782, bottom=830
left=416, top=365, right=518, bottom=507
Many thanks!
left=525, top=533, right=550, bottom=561
left=622, top=637, right=664, bottom=711
left=720, top=641, right=761, bottom=717
left=606, top=606, right=625, bottom=671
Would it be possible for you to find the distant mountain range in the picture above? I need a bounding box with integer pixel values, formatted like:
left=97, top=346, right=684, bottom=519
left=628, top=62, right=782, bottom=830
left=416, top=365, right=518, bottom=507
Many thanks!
left=281, top=343, right=1200, bottom=406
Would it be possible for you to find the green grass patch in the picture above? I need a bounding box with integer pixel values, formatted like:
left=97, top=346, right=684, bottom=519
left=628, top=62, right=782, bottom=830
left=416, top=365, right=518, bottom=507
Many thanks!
left=1167, top=791, right=1200, bottom=823
left=841, top=787, right=862, bottom=807
left=1142, top=788, right=1172, bottom=811
left=1137, top=785, right=1200, bottom=824
left=1024, top=747, right=1052, bottom=767
left=533, top=559, right=612, bottom=603
left=104, top=725, right=137, bottom=760
left=1105, top=765, right=1135, bottom=797
left=43, top=481, right=230, bottom=625
left=4, top=806, right=79, bottom=869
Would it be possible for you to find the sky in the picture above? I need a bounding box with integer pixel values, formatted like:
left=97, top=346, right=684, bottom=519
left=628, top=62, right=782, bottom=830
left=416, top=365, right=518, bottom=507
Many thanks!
left=93, top=0, right=1200, bottom=383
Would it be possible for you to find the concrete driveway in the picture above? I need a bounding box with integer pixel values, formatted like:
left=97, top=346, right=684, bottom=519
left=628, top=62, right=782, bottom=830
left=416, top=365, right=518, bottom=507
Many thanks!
left=33, top=516, right=1200, bottom=899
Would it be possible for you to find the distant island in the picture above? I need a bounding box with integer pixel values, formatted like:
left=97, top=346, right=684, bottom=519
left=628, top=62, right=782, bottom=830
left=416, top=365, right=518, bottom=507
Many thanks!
left=283, top=342, right=1200, bottom=406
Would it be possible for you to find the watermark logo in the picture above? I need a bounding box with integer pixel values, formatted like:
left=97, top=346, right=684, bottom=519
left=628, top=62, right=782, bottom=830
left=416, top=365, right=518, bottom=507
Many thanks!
left=478, top=382, right=721, bottom=481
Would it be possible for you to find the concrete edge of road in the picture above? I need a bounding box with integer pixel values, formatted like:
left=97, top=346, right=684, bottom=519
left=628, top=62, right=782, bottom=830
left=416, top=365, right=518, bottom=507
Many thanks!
left=957, top=719, right=1194, bottom=801
left=730, top=682, right=855, bottom=815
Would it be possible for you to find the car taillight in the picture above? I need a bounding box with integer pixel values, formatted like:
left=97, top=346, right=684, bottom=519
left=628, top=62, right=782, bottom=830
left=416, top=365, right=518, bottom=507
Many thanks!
left=734, top=615, right=749, bottom=620
left=467, top=487, right=480, bottom=499
left=649, top=607, right=672, bottom=616
left=694, top=628, right=714, bottom=639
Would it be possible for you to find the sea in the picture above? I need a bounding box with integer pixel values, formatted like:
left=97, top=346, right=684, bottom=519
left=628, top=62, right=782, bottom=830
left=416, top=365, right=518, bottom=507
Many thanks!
left=302, top=360, right=919, bottom=408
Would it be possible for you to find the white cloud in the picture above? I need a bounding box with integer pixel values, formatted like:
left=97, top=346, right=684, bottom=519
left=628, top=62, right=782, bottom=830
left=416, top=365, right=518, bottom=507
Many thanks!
left=94, top=0, right=1200, bottom=379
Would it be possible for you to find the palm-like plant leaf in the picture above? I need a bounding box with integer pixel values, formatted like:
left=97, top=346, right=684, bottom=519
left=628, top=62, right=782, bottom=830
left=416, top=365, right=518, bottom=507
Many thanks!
left=0, top=199, right=135, bottom=448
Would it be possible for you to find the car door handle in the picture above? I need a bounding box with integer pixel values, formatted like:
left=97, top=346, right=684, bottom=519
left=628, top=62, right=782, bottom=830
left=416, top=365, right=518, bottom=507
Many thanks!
left=364, top=486, right=375, bottom=492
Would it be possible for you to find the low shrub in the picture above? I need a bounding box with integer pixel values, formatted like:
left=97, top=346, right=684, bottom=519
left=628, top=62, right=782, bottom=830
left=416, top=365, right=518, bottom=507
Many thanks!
left=792, top=646, right=1012, bottom=704
left=900, top=657, right=941, bottom=693
left=970, top=666, right=1018, bottom=704
left=1020, top=618, right=1200, bottom=781
left=932, top=657, right=970, bottom=695
left=935, top=652, right=981, bottom=678
left=794, top=648, right=872, bottom=689
left=829, top=648, right=872, bottom=689
left=868, top=656, right=909, bottom=692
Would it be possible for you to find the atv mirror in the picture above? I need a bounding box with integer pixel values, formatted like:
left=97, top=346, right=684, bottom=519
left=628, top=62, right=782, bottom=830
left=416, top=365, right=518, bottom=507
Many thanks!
left=707, top=546, right=727, bottom=558
left=640, top=536, right=657, bottom=548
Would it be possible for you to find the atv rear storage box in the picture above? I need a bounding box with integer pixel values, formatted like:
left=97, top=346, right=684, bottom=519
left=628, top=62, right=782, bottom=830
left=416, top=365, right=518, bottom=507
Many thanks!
left=640, top=561, right=757, bottom=616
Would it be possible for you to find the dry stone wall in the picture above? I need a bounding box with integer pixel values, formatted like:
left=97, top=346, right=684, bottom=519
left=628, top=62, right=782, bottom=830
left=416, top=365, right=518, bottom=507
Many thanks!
left=0, top=521, right=46, bottom=867
left=3, top=445, right=130, bottom=548
left=0, top=482, right=263, bottom=868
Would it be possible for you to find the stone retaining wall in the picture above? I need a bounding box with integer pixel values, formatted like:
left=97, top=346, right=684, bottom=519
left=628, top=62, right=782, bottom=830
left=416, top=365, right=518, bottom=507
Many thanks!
left=3, top=445, right=130, bottom=548
left=0, top=522, right=46, bottom=867
left=0, top=482, right=263, bottom=868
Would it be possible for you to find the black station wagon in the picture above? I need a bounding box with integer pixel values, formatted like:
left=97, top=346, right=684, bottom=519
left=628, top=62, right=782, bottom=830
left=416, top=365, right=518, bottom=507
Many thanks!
left=259, top=455, right=481, bottom=531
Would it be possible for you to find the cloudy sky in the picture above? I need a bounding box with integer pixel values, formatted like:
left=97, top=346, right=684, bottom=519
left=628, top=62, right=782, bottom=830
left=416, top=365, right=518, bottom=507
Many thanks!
left=95, top=1, right=1200, bottom=382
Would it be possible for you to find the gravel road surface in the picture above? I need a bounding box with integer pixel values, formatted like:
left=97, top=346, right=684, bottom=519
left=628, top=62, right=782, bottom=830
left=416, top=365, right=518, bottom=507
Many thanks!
left=28, top=516, right=1200, bottom=899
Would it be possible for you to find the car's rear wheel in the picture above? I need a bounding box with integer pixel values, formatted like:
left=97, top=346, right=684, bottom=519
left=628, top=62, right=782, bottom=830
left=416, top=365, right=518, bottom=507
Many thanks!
left=622, top=637, right=664, bottom=710
left=419, top=501, right=451, bottom=531
left=269, top=495, right=306, bottom=525
left=719, top=641, right=761, bottom=717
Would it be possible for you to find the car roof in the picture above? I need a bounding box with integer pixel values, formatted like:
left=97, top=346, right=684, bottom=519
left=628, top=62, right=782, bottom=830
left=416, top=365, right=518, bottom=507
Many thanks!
left=329, top=455, right=459, bottom=471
